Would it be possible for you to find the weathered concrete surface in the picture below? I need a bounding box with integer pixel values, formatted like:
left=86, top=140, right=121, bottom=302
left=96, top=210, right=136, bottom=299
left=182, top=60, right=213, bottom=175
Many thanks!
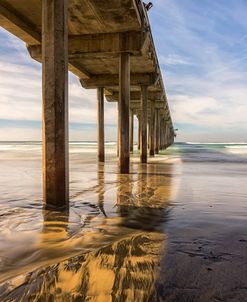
left=42, top=0, right=69, bottom=207
left=119, top=52, right=130, bottom=174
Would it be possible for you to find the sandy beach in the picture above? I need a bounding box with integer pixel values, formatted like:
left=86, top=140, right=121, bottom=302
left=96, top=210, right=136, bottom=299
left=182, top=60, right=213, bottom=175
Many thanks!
left=0, top=142, right=246, bottom=301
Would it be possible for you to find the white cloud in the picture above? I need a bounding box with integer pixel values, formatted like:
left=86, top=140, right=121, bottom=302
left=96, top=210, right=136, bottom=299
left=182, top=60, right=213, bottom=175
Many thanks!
left=149, top=0, right=247, bottom=141
left=159, top=54, right=192, bottom=66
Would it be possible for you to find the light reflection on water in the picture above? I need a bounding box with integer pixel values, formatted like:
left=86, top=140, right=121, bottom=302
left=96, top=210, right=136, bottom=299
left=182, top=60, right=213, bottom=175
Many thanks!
left=0, top=157, right=177, bottom=301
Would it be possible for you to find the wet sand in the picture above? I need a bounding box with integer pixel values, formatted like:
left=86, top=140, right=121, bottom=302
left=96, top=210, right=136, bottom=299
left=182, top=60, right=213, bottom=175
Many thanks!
left=0, top=144, right=246, bottom=301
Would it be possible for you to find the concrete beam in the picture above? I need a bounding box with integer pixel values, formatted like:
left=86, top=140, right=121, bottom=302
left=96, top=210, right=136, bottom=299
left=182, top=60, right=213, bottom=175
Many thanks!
left=27, top=31, right=145, bottom=59
left=80, top=73, right=158, bottom=89
left=0, top=1, right=41, bottom=44
left=69, top=31, right=145, bottom=56
left=133, top=108, right=167, bottom=119
left=130, top=101, right=166, bottom=110
left=105, top=91, right=162, bottom=102
left=67, top=61, right=91, bottom=79
left=27, top=44, right=91, bottom=79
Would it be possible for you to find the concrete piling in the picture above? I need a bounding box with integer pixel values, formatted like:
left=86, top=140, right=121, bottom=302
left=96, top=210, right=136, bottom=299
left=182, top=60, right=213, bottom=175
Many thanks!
left=130, top=109, right=134, bottom=153
left=149, top=101, right=155, bottom=156
left=140, top=86, right=148, bottom=163
left=42, top=0, right=69, bottom=208
left=97, top=87, right=105, bottom=162
left=119, top=52, right=130, bottom=174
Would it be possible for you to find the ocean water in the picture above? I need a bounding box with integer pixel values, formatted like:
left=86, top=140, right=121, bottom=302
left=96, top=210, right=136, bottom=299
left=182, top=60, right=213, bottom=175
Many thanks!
left=151, top=141, right=247, bottom=162
left=0, top=141, right=246, bottom=301
left=168, top=142, right=247, bottom=162
left=1, top=141, right=247, bottom=161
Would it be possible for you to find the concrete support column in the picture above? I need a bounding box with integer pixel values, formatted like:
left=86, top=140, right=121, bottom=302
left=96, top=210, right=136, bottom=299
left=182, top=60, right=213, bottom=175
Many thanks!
left=160, top=117, right=165, bottom=150
left=169, top=127, right=174, bottom=146
left=160, top=118, right=163, bottom=150
left=149, top=101, right=155, bottom=156
left=165, top=122, right=169, bottom=148
left=119, top=52, right=130, bottom=174
left=164, top=122, right=167, bottom=148
left=155, top=108, right=160, bottom=154
left=42, top=0, right=69, bottom=208
left=158, top=113, right=161, bottom=151
left=97, top=87, right=105, bottom=162
left=137, top=115, right=141, bottom=151
left=117, top=103, right=120, bottom=157
left=140, top=85, right=148, bottom=163
left=162, top=119, right=166, bottom=149
left=168, top=127, right=171, bottom=147
left=148, top=118, right=151, bottom=150
left=171, top=129, right=173, bottom=144
left=130, top=109, right=134, bottom=153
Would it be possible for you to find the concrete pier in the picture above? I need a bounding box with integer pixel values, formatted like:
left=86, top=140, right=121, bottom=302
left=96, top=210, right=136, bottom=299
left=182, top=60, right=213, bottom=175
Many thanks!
left=0, top=0, right=175, bottom=207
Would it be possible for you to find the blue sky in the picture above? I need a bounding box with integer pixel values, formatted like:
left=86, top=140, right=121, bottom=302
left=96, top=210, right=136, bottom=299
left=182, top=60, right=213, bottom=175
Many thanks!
left=0, top=0, right=247, bottom=142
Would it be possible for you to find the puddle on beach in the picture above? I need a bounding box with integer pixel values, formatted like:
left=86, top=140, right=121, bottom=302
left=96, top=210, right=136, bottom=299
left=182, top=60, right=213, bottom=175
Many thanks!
left=0, top=143, right=247, bottom=301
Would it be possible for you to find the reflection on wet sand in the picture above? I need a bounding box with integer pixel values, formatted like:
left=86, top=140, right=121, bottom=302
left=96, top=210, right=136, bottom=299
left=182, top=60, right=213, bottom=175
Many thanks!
left=0, top=162, right=175, bottom=302
left=97, top=163, right=107, bottom=217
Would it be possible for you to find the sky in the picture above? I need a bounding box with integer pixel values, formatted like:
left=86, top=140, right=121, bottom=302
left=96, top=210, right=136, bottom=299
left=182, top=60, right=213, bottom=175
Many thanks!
left=0, top=0, right=247, bottom=142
